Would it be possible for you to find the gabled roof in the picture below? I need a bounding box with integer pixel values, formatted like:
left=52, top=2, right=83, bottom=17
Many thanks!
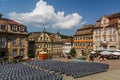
left=0, top=13, right=27, bottom=30
left=108, top=12, right=120, bottom=19
left=28, top=32, right=40, bottom=39
left=63, top=38, right=73, bottom=43
left=77, top=25, right=93, bottom=30
left=0, top=18, right=24, bottom=26
left=74, top=25, right=93, bottom=36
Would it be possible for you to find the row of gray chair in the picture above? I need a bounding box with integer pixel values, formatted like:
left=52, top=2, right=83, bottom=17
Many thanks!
left=0, top=63, right=63, bottom=80
left=28, top=60, right=109, bottom=78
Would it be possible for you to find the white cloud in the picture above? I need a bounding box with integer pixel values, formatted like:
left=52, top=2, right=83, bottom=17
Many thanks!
left=8, top=0, right=83, bottom=29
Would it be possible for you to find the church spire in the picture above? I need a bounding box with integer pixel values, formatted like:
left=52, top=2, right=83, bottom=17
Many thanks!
left=42, top=27, right=46, bottom=33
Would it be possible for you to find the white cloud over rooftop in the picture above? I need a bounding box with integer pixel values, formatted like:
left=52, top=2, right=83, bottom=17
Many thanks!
left=8, top=0, right=83, bottom=29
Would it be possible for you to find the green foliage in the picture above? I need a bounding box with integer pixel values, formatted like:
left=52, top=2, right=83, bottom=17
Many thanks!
left=70, top=48, right=76, bottom=57
left=2, top=56, right=8, bottom=60
left=60, top=35, right=72, bottom=39
left=28, top=53, right=35, bottom=58
left=90, top=55, right=94, bottom=60
left=12, top=59, right=17, bottom=63
left=76, top=56, right=86, bottom=60
left=75, top=57, right=86, bottom=61
left=79, top=57, right=86, bottom=60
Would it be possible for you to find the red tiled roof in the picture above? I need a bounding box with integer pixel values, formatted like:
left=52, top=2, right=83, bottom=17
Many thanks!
left=108, top=12, right=120, bottom=19
left=109, top=18, right=118, bottom=26
left=96, top=12, right=120, bottom=22
left=0, top=18, right=23, bottom=26
left=74, top=25, right=93, bottom=36
left=63, top=39, right=73, bottom=43
left=28, top=33, right=40, bottom=39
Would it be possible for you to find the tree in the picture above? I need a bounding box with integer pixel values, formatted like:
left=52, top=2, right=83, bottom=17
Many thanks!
left=28, top=53, right=35, bottom=58
left=70, top=48, right=76, bottom=57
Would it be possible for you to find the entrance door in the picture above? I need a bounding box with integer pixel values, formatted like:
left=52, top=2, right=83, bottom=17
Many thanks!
left=0, top=51, right=6, bottom=57
left=82, top=50, right=85, bottom=56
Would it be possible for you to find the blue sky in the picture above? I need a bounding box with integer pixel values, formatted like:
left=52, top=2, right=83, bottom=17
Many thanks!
left=0, top=0, right=120, bottom=36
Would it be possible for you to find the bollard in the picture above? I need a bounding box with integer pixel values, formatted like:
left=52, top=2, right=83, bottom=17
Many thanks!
left=99, top=58, right=103, bottom=61
left=103, top=58, right=106, bottom=61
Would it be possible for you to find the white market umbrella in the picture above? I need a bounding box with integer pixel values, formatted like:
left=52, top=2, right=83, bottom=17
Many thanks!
left=100, top=51, right=112, bottom=55
left=112, top=52, right=120, bottom=56
left=90, top=51, right=96, bottom=54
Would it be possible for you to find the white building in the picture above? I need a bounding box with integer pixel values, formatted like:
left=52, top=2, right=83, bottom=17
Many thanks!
left=93, top=12, right=120, bottom=51
left=63, top=39, right=73, bottom=57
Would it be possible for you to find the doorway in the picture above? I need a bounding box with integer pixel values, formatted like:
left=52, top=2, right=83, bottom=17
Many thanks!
left=0, top=51, right=6, bottom=57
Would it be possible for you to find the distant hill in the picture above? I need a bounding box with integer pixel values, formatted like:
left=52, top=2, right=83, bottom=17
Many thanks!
left=60, top=34, right=72, bottom=39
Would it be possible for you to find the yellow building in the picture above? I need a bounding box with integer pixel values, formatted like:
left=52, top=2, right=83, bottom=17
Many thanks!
left=0, top=13, right=28, bottom=60
left=73, top=25, right=93, bottom=56
left=28, top=28, right=63, bottom=58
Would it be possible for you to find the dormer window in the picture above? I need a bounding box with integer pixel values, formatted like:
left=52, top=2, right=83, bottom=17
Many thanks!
left=1, top=24, right=6, bottom=30
left=11, top=25, right=17, bottom=31
left=20, top=26, right=25, bottom=32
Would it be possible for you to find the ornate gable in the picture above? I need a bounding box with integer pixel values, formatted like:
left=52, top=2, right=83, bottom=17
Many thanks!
left=52, top=34, right=62, bottom=42
left=96, top=12, right=120, bottom=28
left=38, top=32, right=50, bottom=42
left=101, top=16, right=110, bottom=28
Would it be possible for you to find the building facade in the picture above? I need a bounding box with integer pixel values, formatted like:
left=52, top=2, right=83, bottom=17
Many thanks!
left=28, top=28, right=63, bottom=58
left=63, top=38, right=73, bottom=57
left=0, top=13, right=28, bottom=60
left=93, top=12, right=120, bottom=51
left=74, top=25, right=93, bottom=56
